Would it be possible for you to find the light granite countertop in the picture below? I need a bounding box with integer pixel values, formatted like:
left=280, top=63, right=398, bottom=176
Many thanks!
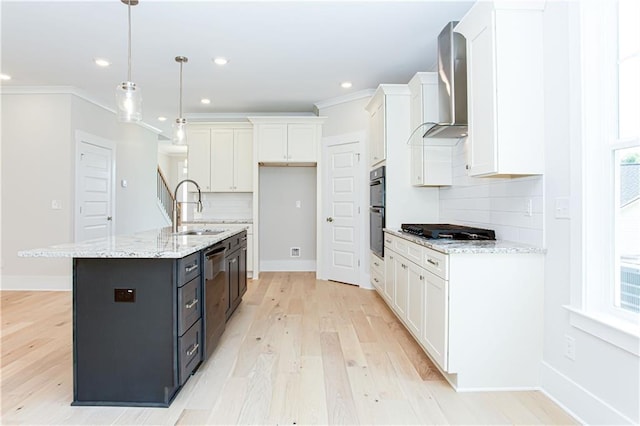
left=184, top=220, right=252, bottom=225
left=18, top=225, right=246, bottom=259
left=384, top=229, right=546, bottom=255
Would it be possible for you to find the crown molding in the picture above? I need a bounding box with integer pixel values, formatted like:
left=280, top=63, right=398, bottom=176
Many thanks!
left=0, top=85, right=162, bottom=134
left=313, top=89, right=376, bottom=110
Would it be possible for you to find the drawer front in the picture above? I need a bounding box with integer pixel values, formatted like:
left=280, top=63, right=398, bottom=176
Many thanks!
left=178, top=252, right=200, bottom=286
left=393, top=238, right=422, bottom=265
left=384, top=233, right=394, bottom=248
left=178, top=277, right=201, bottom=336
left=371, top=270, right=384, bottom=292
left=370, top=252, right=384, bottom=276
left=422, top=247, right=448, bottom=280
left=178, top=319, right=202, bottom=386
left=226, top=231, right=247, bottom=252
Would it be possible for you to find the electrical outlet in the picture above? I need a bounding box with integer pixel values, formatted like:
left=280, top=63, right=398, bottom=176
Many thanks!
left=290, top=247, right=300, bottom=257
left=564, top=335, right=576, bottom=360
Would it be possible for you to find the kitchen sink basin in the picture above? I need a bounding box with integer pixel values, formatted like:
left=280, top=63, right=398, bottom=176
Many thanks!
left=175, top=229, right=227, bottom=236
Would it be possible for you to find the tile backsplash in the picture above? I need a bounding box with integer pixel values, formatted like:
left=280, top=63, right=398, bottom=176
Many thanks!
left=439, top=139, right=544, bottom=247
left=186, top=192, right=253, bottom=222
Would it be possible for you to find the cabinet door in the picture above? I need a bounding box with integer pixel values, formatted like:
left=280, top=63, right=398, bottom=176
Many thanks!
left=384, top=252, right=396, bottom=303
left=369, top=103, right=385, bottom=166
left=257, top=124, right=287, bottom=162
left=466, top=22, right=498, bottom=176
left=406, top=262, right=425, bottom=338
left=226, top=252, right=240, bottom=318
left=210, top=129, right=235, bottom=192
left=422, top=269, right=449, bottom=371
left=187, top=128, right=212, bottom=191
left=234, top=129, right=253, bottom=191
left=246, top=234, right=254, bottom=272
left=394, top=257, right=409, bottom=321
left=287, top=124, right=317, bottom=162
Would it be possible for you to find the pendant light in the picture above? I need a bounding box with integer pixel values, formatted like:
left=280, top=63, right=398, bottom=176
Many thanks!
left=116, top=0, right=142, bottom=122
left=173, top=56, right=188, bottom=145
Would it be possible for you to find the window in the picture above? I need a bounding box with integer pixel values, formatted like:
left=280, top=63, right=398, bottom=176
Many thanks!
left=568, top=0, right=640, bottom=354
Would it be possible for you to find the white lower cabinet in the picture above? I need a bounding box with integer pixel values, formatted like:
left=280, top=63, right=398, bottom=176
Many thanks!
left=422, top=268, right=448, bottom=371
left=380, top=231, right=543, bottom=390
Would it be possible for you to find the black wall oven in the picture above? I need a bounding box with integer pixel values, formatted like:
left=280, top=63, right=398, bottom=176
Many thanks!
left=369, top=166, right=385, bottom=258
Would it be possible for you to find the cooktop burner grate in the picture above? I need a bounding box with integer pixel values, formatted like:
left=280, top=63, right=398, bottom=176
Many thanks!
left=401, top=224, right=496, bottom=240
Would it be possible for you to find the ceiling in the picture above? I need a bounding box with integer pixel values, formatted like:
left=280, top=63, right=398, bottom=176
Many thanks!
left=0, top=0, right=474, bottom=153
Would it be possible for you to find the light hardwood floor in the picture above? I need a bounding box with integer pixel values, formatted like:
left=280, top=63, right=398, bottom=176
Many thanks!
left=1, top=272, right=577, bottom=425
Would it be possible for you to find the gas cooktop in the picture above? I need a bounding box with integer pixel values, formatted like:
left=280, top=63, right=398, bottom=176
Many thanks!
left=401, top=224, right=496, bottom=240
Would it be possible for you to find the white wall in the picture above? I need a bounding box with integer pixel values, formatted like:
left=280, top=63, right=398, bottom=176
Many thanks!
left=1, top=92, right=165, bottom=290
left=540, top=2, right=639, bottom=424
left=439, top=139, right=544, bottom=246
left=1, top=94, right=73, bottom=287
left=259, top=166, right=316, bottom=271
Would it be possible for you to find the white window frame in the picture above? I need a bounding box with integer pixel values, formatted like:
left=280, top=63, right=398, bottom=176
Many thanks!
left=565, top=0, right=640, bottom=356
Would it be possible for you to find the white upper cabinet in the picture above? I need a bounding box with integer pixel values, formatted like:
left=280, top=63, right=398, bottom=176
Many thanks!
left=187, top=124, right=254, bottom=192
left=408, top=72, right=453, bottom=186
left=365, top=85, right=411, bottom=168
left=251, top=118, right=324, bottom=164
left=455, top=1, right=545, bottom=177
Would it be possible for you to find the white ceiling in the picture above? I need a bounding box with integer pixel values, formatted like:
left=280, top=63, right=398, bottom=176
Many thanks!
left=1, top=0, right=474, bottom=152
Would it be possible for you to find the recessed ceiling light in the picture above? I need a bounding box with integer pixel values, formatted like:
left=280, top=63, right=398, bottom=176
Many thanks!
left=213, top=57, right=228, bottom=66
left=0, top=74, right=11, bottom=81
left=341, top=81, right=353, bottom=89
left=201, top=98, right=211, bottom=105
left=94, top=58, right=111, bottom=67
left=157, top=116, right=167, bottom=122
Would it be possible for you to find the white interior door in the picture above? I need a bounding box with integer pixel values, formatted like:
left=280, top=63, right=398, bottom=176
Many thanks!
left=75, top=132, right=115, bottom=242
left=323, top=138, right=361, bottom=286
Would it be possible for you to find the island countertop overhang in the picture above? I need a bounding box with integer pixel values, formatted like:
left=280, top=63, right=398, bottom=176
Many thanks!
left=18, top=225, right=249, bottom=259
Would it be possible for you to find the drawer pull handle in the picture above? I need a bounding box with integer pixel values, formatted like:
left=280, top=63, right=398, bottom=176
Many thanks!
left=374, top=262, right=379, bottom=267
left=185, top=264, right=198, bottom=273
left=185, top=298, right=199, bottom=309
left=231, top=258, right=237, bottom=264
left=186, top=343, right=200, bottom=357
left=420, top=275, right=424, bottom=281
left=240, top=237, right=247, bottom=242
left=385, top=239, right=392, bottom=244
left=427, top=258, right=439, bottom=267
left=374, top=277, right=379, bottom=283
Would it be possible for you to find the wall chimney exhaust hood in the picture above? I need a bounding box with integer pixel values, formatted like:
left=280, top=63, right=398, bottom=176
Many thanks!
left=423, top=21, right=468, bottom=139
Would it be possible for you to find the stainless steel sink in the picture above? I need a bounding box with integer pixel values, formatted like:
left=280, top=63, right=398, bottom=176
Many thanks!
left=174, top=229, right=227, bottom=236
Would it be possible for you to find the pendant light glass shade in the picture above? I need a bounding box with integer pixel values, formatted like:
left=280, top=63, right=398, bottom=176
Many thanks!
left=116, top=81, right=142, bottom=122
left=173, top=118, right=187, bottom=145
left=116, top=0, right=141, bottom=122
left=173, top=56, right=188, bottom=145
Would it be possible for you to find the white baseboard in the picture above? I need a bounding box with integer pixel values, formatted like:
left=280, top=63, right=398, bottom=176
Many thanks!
left=1, top=275, right=72, bottom=291
left=540, top=360, right=635, bottom=425
left=260, top=260, right=316, bottom=272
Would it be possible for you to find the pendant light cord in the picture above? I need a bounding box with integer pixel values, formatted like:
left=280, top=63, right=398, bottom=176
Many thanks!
left=127, top=0, right=132, bottom=83
left=179, top=60, right=183, bottom=118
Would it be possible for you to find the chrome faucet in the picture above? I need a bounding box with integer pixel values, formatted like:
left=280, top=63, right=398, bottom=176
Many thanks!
left=172, top=179, right=203, bottom=233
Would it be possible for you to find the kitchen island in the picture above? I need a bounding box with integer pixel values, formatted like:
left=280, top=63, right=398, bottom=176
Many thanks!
left=19, top=225, right=248, bottom=407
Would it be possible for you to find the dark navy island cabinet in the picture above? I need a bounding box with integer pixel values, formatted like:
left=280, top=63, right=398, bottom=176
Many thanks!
left=71, top=232, right=245, bottom=407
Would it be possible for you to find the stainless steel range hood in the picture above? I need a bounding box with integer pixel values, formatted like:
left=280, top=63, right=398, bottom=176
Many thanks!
left=423, top=21, right=468, bottom=139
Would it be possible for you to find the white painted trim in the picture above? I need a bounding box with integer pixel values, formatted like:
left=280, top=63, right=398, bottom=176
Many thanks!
left=187, top=112, right=317, bottom=121
left=0, top=86, right=163, bottom=134
left=74, top=131, right=117, bottom=242
left=247, top=116, right=327, bottom=124
left=1, top=275, right=72, bottom=291
left=313, top=89, right=376, bottom=110
left=260, top=260, right=317, bottom=272
left=565, top=306, right=640, bottom=356
left=540, top=361, right=633, bottom=425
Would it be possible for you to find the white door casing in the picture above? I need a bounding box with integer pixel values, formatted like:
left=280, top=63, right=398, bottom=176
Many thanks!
left=75, top=131, right=115, bottom=242
left=322, top=134, right=363, bottom=286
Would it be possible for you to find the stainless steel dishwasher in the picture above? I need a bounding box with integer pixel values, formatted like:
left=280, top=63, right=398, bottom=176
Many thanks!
left=203, top=243, right=227, bottom=360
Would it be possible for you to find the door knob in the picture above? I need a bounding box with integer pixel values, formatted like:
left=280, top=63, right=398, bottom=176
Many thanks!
left=326, top=217, right=334, bottom=222
left=107, top=216, right=113, bottom=221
